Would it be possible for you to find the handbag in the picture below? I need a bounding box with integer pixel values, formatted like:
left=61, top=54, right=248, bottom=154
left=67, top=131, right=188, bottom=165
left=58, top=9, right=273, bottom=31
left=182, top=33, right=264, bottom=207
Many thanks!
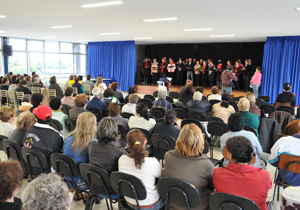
left=225, top=71, right=234, bottom=88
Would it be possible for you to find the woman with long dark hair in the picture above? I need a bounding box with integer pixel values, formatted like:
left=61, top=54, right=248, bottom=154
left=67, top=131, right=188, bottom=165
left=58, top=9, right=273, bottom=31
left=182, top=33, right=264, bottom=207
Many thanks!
left=128, top=103, right=156, bottom=130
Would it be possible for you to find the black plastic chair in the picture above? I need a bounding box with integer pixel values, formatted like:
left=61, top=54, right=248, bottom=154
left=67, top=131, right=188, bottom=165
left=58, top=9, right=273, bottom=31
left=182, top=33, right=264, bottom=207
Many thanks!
left=130, top=127, right=152, bottom=146
left=65, top=118, right=77, bottom=132
left=110, top=172, right=147, bottom=210
left=172, top=103, right=179, bottom=108
left=181, top=119, right=204, bottom=131
left=203, top=139, right=223, bottom=167
left=144, top=94, right=155, bottom=102
left=232, top=97, right=240, bottom=103
left=209, top=100, right=221, bottom=106
left=79, top=163, right=117, bottom=210
left=244, top=126, right=257, bottom=136
left=158, top=177, right=200, bottom=210
left=2, top=139, right=22, bottom=161
left=207, top=122, right=229, bottom=158
left=259, top=104, right=276, bottom=115
left=123, top=98, right=128, bottom=104
left=118, top=124, right=128, bottom=147
left=151, top=108, right=166, bottom=120
left=21, top=147, right=48, bottom=179
left=209, top=192, right=260, bottom=210
left=50, top=119, right=63, bottom=132
left=255, top=98, right=265, bottom=107
left=179, top=97, right=191, bottom=105
left=86, top=107, right=104, bottom=122
left=153, top=91, right=158, bottom=98
left=228, top=101, right=238, bottom=111
left=0, top=135, right=8, bottom=151
left=205, top=116, right=224, bottom=123
left=258, top=95, right=270, bottom=103
left=174, top=108, right=188, bottom=119
left=61, top=104, right=72, bottom=116
left=151, top=134, right=176, bottom=165
left=140, top=99, right=153, bottom=109
left=169, top=91, right=180, bottom=99
left=166, top=96, right=174, bottom=103
left=276, top=105, right=294, bottom=115
left=121, top=112, right=134, bottom=119
left=188, top=111, right=206, bottom=121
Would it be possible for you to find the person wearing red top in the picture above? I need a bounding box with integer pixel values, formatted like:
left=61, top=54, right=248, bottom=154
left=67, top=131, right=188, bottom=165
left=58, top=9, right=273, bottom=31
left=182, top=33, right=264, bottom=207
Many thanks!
left=234, top=60, right=243, bottom=90
left=159, top=58, right=167, bottom=78
left=143, top=58, right=151, bottom=85
left=213, top=136, right=275, bottom=210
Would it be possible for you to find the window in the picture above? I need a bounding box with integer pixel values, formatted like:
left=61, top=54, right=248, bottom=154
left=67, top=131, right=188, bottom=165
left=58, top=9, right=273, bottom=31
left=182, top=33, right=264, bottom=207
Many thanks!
left=9, top=38, right=26, bottom=51
left=28, top=40, right=43, bottom=52
left=45, top=41, right=59, bottom=53
left=60, top=42, right=73, bottom=53
left=8, top=52, right=27, bottom=74
left=45, top=53, right=59, bottom=83
left=74, top=44, right=86, bottom=54
left=29, top=52, right=44, bottom=77
left=0, top=38, right=3, bottom=75
left=74, top=55, right=86, bottom=74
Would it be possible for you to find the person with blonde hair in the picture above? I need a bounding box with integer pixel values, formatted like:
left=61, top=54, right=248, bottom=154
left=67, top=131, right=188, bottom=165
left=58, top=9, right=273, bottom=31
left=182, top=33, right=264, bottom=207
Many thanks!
left=68, top=94, right=88, bottom=120
left=0, top=107, right=16, bottom=138
left=22, top=173, right=73, bottom=210
left=95, top=76, right=107, bottom=94
left=238, top=98, right=260, bottom=136
left=63, top=112, right=97, bottom=191
left=244, top=92, right=261, bottom=118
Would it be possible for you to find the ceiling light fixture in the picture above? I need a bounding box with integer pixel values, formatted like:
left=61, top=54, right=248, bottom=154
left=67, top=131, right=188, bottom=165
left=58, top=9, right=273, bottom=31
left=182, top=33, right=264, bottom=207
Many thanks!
left=100, top=32, right=121, bottom=35
left=184, top=28, right=213, bottom=32
left=0, top=15, right=7, bottom=19
left=295, top=8, right=300, bottom=11
left=50, top=25, right=73, bottom=29
left=142, top=17, right=178, bottom=22
left=78, top=40, right=92, bottom=42
left=209, top=34, right=235, bottom=37
left=80, top=1, right=125, bottom=8
left=0, top=31, right=6, bottom=33
left=42, top=36, right=56, bottom=38
left=134, top=37, right=153, bottom=40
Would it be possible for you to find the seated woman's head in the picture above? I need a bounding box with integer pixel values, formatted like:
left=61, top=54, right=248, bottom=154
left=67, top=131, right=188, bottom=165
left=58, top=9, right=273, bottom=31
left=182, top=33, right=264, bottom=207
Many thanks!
left=17, top=111, right=35, bottom=131
left=108, top=102, right=121, bottom=117
left=74, top=94, right=88, bottom=107
left=164, top=110, right=176, bottom=125
left=97, top=117, right=119, bottom=143
left=22, top=173, right=72, bottom=210
left=221, top=94, right=231, bottom=108
left=49, top=76, right=56, bottom=84
left=226, top=136, right=255, bottom=164
left=228, top=114, right=245, bottom=132
left=135, top=103, right=149, bottom=120
left=0, top=107, right=15, bottom=123
left=129, top=94, right=139, bottom=104
left=176, top=124, right=204, bottom=158
left=22, top=94, right=31, bottom=104
left=0, top=160, right=24, bottom=202
left=49, top=98, right=62, bottom=111
left=103, top=88, right=114, bottom=98
left=111, top=82, right=118, bottom=91
left=128, top=86, right=136, bottom=94
left=238, top=98, right=250, bottom=111
left=185, top=83, right=193, bottom=92
left=31, top=93, right=43, bottom=107
left=244, top=92, right=256, bottom=104
left=211, top=86, right=219, bottom=95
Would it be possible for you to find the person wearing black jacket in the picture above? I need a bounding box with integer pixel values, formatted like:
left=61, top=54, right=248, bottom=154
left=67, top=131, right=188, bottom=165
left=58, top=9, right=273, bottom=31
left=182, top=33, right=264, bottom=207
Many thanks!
left=179, top=83, right=194, bottom=103
left=176, top=58, right=185, bottom=86
left=186, top=58, right=195, bottom=85
left=276, top=82, right=296, bottom=107
left=216, top=60, right=223, bottom=89
left=16, top=80, right=31, bottom=95
left=186, top=91, right=211, bottom=116
left=143, top=58, right=151, bottom=85
left=201, top=60, right=208, bottom=87
left=242, top=59, right=255, bottom=91
left=159, top=57, right=168, bottom=78
left=208, top=60, right=216, bottom=88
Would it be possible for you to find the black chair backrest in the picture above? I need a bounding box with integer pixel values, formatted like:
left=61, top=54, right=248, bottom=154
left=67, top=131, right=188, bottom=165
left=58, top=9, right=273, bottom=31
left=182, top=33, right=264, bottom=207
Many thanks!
left=244, top=126, right=257, bottom=136
left=21, top=147, right=48, bottom=175
left=206, top=116, right=224, bottom=123
left=172, top=103, right=179, bottom=109
left=232, top=97, right=240, bottom=102
left=258, top=95, right=270, bottom=103
left=158, top=177, right=201, bottom=209
left=86, top=107, right=103, bottom=122
left=151, top=107, right=166, bottom=120
left=130, top=127, right=152, bottom=146
left=140, top=99, right=153, bottom=109
left=144, top=94, right=155, bottom=102
left=49, top=119, right=63, bottom=132
left=151, top=134, right=176, bottom=159
left=179, top=97, right=191, bottom=105
left=124, top=98, right=128, bottom=104
left=0, top=135, right=8, bottom=151
left=276, top=105, right=294, bottom=115
left=166, top=96, right=174, bottom=103
left=255, top=98, right=265, bottom=107
left=259, top=104, right=276, bottom=115
left=207, top=121, right=229, bottom=136
left=65, top=118, right=76, bottom=132
left=228, top=101, right=238, bottom=111
left=174, top=108, right=188, bottom=119
left=2, top=139, right=22, bottom=161
left=61, top=104, right=72, bottom=116
left=169, top=91, right=180, bottom=99
left=110, top=171, right=147, bottom=200
left=50, top=153, right=80, bottom=177
left=121, top=112, right=134, bottom=119
left=188, top=111, right=206, bottom=121
left=16, top=109, right=24, bottom=117
left=153, top=91, right=158, bottom=98
left=209, top=192, right=260, bottom=210
left=118, top=124, right=128, bottom=146
left=181, top=119, right=204, bottom=130
left=209, top=100, right=221, bottom=106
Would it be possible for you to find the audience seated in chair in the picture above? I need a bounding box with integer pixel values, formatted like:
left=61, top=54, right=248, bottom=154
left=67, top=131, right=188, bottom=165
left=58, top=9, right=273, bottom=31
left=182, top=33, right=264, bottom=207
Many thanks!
left=128, top=103, right=156, bottom=131
left=22, top=173, right=72, bottom=210
left=109, top=102, right=129, bottom=130
left=179, top=83, right=194, bottom=103
left=101, top=88, right=120, bottom=104
left=72, top=77, right=85, bottom=94
left=244, top=92, right=261, bottom=118
left=48, top=76, right=64, bottom=99
left=25, top=75, right=33, bottom=88
left=63, top=112, right=97, bottom=191
left=283, top=120, right=300, bottom=135
left=95, top=76, right=107, bottom=95
left=152, top=87, right=173, bottom=111
left=211, top=94, right=235, bottom=123
left=0, top=107, right=16, bottom=138
left=86, top=87, right=108, bottom=114
left=61, top=87, right=75, bottom=107
left=16, top=79, right=31, bottom=95
left=29, top=92, right=43, bottom=112
left=69, top=94, right=88, bottom=121
left=111, top=82, right=124, bottom=103
left=124, top=86, right=140, bottom=102
left=32, top=77, right=43, bottom=88
left=122, top=93, right=139, bottom=116
left=269, top=121, right=300, bottom=186
left=8, top=80, right=19, bottom=104
left=0, top=160, right=24, bottom=210
left=194, top=86, right=208, bottom=101
left=84, top=74, right=95, bottom=94
left=49, top=98, right=68, bottom=128
left=208, top=86, right=221, bottom=101
left=179, top=79, right=194, bottom=95
left=275, top=82, right=296, bottom=107
left=220, top=114, right=264, bottom=168
left=186, top=91, right=211, bottom=116
left=213, top=136, right=275, bottom=210
left=22, top=105, right=64, bottom=173
left=163, top=123, right=214, bottom=210
left=67, top=75, right=75, bottom=87
left=119, top=129, right=164, bottom=210
left=18, top=96, right=33, bottom=112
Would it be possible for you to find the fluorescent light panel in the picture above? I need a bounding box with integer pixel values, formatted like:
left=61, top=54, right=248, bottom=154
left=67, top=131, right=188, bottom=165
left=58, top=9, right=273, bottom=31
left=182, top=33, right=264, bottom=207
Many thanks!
left=0, top=15, right=7, bottom=19
left=0, top=31, right=6, bottom=33
left=184, top=28, right=213, bottom=32
left=42, top=36, right=55, bottom=38
left=209, top=34, right=235, bottom=37
left=142, top=17, right=178, bottom=22
left=295, top=8, right=300, bottom=11
left=100, top=32, right=121, bottom=35
left=134, top=37, right=153, bottom=40
left=80, top=1, right=124, bottom=8
left=50, top=25, right=73, bottom=29
left=78, top=40, right=92, bottom=42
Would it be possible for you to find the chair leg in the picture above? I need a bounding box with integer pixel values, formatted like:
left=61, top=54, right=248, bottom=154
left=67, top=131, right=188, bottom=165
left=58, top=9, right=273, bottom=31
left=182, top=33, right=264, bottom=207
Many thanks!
left=277, top=185, right=280, bottom=201
left=105, top=198, right=110, bottom=210
left=272, top=184, right=277, bottom=202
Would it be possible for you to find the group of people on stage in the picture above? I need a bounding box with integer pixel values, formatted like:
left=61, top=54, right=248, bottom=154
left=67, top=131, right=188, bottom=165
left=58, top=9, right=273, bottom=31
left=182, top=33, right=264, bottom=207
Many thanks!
left=143, top=57, right=258, bottom=92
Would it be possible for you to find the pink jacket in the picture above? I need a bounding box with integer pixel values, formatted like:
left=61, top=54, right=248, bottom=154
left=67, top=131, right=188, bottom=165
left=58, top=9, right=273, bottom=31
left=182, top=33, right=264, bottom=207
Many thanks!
left=250, top=72, right=262, bottom=85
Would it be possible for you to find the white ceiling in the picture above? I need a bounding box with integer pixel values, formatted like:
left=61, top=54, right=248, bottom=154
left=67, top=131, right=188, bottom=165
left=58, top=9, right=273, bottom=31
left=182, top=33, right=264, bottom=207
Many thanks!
left=0, top=0, right=300, bottom=45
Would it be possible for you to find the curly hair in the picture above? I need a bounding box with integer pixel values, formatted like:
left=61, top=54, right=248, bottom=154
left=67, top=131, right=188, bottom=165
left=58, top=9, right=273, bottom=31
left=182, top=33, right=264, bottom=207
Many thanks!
left=74, top=94, right=88, bottom=107
left=0, top=160, right=24, bottom=202
left=111, top=82, right=118, bottom=91
left=103, top=88, right=114, bottom=98
left=30, top=93, right=43, bottom=107
left=226, top=136, right=255, bottom=163
left=0, top=107, right=14, bottom=122
left=21, top=173, right=72, bottom=210
left=49, top=98, right=62, bottom=111
left=16, top=111, right=35, bottom=131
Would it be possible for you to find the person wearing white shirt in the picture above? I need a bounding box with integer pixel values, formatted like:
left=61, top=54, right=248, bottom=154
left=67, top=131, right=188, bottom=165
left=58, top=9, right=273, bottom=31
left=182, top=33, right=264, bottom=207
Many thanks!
left=167, top=58, right=176, bottom=80
left=208, top=86, right=222, bottom=101
left=0, top=106, right=16, bottom=138
left=122, top=93, right=138, bottom=116
left=128, top=103, right=156, bottom=131
left=118, top=129, right=164, bottom=209
left=95, top=76, right=107, bottom=94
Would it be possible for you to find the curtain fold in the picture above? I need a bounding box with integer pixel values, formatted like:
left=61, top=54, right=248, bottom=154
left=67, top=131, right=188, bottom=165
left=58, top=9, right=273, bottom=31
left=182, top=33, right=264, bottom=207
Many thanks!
left=261, top=36, right=300, bottom=105
left=87, top=41, right=136, bottom=92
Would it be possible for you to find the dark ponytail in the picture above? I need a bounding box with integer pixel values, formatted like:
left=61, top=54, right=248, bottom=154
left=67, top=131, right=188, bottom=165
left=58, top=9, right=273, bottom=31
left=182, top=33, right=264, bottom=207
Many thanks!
left=221, top=94, right=230, bottom=108
left=136, top=103, right=149, bottom=120
left=226, top=136, right=255, bottom=163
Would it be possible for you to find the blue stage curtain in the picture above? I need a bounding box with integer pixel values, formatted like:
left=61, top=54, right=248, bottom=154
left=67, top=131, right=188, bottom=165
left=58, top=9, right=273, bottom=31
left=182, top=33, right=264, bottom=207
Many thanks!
left=87, top=41, right=136, bottom=92
left=261, top=36, right=300, bottom=105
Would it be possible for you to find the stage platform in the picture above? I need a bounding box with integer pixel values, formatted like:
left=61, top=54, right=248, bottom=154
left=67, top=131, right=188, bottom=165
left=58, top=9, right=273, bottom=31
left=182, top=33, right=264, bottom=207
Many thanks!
left=135, top=85, right=249, bottom=97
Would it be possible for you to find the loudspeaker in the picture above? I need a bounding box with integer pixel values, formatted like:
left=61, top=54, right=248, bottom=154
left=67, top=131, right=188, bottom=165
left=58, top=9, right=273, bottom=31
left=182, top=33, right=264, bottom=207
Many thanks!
left=3, top=45, right=13, bottom=56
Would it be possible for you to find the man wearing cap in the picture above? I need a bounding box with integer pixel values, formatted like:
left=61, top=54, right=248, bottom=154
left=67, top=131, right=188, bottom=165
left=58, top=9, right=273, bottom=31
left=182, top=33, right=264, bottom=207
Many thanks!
left=275, top=82, right=296, bottom=107
left=186, top=91, right=211, bottom=116
left=22, top=105, right=63, bottom=173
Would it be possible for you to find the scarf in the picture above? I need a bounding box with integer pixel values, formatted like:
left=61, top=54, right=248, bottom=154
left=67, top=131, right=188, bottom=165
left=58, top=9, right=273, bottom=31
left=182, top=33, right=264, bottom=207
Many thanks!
left=217, top=64, right=222, bottom=69
left=161, top=62, right=165, bottom=73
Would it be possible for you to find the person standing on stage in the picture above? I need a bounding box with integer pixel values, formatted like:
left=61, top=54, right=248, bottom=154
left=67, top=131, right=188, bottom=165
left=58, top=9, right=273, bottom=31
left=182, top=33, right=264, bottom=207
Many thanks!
left=151, top=59, right=159, bottom=85
left=242, top=59, right=255, bottom=91
left=250, top=66, right=262, bottom=99
left=159, top=58, right=167, bottom=78
left=234, top=60, right=243, bottom=90
left=143, top=58, right=151, bottom=85
left=194, top=60, right=201, bottom=86
left=201, top=60, right=208, bottom=87
left=167, top=58, right=176, bottom=80
left=186, top=58, right=194, bottom=85
left=176, top=58, right=185, bottom=86
left=227, top=60, right=234, bottom=72
left=208, top=60, right=216, bottom=88
left=216, top=60, right=223, bottom=89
